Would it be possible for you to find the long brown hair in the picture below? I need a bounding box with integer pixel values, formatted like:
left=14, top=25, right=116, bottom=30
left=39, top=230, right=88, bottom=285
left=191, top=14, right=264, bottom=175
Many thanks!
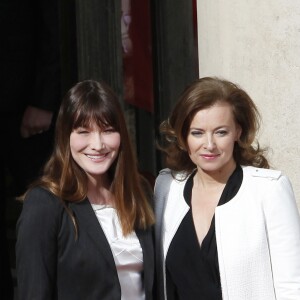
left=159, top=77, right=269, bottom=173
left=21, top=80, right=154, bottom=235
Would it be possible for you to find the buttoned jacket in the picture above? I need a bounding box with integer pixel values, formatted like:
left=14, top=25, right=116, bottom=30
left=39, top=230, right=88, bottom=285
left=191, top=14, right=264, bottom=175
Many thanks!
left=154, top=166, right=300, bottom=300
left=16, top=187, right=154, bottom=300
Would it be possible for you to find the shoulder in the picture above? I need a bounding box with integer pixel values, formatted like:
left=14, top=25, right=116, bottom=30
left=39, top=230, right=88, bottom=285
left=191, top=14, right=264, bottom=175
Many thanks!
left=154, top=168, right=192, bottom=198
left=242, top=166, right=294, bottom=197
left=155, top=168, right=190, bottom=183
left=155, top=168, right=172, bottom=187
left=25, top=186, right=60, bottom=202
left=242, top=166, right=282, bottom=181
left=157, top=168, right=173, bottom=177
left=17, top=187, right=66, bottom=239
left=23, top=186, right=64, bottom=216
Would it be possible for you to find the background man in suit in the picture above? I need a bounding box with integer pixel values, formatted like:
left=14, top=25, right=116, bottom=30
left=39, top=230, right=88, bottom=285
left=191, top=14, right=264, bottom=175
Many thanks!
left=0, top=0, right=61, bottom=298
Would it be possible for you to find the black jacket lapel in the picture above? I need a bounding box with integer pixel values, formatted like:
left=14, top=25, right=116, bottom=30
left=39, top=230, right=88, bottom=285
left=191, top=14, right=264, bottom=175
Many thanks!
left=70, top=199, right=117, bottom=272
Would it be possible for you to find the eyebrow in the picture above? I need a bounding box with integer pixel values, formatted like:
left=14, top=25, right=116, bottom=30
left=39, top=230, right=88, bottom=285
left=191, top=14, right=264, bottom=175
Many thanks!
left=189, top=125, right=229, bottom=130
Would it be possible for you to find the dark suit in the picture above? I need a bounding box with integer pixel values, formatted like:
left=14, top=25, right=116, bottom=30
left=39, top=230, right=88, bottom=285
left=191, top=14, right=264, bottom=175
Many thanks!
left=0, top=1, right=60, bottom=298
left=16, top=187, right=154, bottom=299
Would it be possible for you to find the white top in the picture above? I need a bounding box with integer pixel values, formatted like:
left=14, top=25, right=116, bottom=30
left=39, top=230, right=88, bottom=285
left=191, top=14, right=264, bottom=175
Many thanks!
left=92, top=204, right=145, bottom=300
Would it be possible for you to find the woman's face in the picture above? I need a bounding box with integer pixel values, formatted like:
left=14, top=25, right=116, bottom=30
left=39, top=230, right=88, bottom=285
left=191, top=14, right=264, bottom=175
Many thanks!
left=187, top=101, right=241, bottom=176
left=70, top=122, right=121, bottom=180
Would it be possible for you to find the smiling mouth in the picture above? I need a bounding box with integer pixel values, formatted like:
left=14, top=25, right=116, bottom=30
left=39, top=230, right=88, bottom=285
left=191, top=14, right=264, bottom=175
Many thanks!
left=86, top=153, right=108, bottom=160
left=201, top=154, right=220, bottom=160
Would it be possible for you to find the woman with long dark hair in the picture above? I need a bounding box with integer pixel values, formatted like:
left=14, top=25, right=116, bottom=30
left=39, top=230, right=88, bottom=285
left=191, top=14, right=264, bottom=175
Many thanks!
left=16, top=80, right=155, bottom=299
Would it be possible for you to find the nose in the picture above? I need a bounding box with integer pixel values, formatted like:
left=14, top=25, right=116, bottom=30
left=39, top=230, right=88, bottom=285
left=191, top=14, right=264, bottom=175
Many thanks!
left=91, top=132, right=104, bottom=150
left=204, top=134, right=215, bottom=151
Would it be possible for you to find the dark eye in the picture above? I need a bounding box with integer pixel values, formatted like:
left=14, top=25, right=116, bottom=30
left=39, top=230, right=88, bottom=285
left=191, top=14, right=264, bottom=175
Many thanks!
left=103, top=127, right=115, bottom=134
left=79, top=130, right=89, bottom=134
left=74, top=127, right=89, bottom=134
left=190, top=130, right=203, bottom=137
left=216, top=130, right=227, bottom=136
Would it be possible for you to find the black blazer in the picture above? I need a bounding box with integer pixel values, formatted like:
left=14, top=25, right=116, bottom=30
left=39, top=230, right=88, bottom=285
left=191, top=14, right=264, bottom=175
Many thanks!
left=16, top=187, right=154, bottom=300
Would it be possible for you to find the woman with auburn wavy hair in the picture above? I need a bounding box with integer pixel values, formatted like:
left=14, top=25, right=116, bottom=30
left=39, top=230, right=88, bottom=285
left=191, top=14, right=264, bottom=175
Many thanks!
left=155, top=77, right=300, bottom=300
left=16, top=79, right=155, bottom=300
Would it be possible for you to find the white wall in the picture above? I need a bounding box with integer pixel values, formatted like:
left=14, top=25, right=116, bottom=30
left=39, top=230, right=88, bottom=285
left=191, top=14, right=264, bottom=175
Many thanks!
left=197, top=0, right=300, bottom=209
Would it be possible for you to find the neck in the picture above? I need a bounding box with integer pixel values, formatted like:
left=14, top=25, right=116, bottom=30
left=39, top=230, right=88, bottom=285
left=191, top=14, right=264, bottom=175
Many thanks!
left=194, top=161, right=236, bottom=190
left=87, top=174, right=114, bottom=205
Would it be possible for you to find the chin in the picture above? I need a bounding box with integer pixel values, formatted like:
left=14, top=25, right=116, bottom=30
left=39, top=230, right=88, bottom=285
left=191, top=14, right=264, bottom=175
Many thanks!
left=199, top=163, right=225, bottom=172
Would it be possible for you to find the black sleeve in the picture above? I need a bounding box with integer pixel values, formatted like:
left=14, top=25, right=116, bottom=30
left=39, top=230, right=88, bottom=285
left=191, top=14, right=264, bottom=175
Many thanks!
left=16, top=188, right=62, bottom=300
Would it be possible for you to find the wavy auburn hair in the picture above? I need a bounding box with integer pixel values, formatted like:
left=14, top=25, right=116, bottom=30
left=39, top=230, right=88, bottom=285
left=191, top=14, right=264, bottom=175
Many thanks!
left=22, top=80, right=154, bottom=235
left=159, top=77, right=269, bottom=173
